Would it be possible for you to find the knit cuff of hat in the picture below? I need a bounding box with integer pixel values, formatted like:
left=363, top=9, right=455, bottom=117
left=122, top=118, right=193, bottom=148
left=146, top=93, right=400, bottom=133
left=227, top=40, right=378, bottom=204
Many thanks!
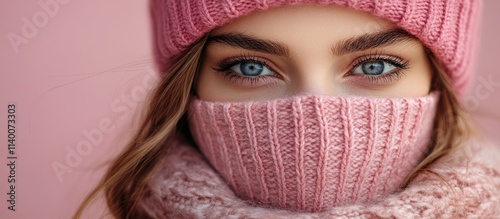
left=188, top=92, right=440, bottom=212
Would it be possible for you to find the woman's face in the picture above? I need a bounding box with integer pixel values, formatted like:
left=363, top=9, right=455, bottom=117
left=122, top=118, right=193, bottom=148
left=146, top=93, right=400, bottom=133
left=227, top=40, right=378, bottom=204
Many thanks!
left=196, top=4, right=433, bottom=101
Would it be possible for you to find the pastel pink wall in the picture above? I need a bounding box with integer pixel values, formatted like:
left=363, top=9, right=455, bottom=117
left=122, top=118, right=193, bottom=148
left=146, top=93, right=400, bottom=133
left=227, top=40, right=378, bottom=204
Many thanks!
left=470, top=1, right=500, bottom=143
left=0, top=1, right=155, bottom=218
left=0, top=1, right=499, bottom=218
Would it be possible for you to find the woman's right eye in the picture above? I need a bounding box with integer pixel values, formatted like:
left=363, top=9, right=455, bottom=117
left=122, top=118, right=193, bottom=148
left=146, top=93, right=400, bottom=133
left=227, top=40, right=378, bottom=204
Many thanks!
left=212, top=57, right=282, bottom=87
left=229, top=61, right=275, bottom=77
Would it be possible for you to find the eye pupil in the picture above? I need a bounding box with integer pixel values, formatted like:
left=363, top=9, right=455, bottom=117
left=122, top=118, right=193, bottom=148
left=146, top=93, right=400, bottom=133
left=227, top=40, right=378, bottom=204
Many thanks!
left=362, top=61, right=384, bottom=75
left=240, top=62, right=264, bottom=76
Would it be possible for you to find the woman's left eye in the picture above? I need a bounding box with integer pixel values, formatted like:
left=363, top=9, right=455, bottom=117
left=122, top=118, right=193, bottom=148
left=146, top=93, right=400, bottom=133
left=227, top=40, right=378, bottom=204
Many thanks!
left=229, top=61, right=275, bottom=77
left=352, top=60, right=397, bottom=76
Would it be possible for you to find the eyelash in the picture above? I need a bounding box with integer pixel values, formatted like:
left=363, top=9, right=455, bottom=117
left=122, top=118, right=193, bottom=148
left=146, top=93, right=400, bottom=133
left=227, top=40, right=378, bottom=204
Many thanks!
left=347, top=53, right=410, bottom=84
left=212, top=55, right=280, bottom=86
left=212, top=53, right=410, bottom=86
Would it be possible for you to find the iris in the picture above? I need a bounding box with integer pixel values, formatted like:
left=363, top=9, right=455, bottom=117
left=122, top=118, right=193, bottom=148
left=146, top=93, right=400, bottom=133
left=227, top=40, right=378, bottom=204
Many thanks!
left=361, top=61, right=385, bottom=75
left=240, top=62, right=264, bottom=76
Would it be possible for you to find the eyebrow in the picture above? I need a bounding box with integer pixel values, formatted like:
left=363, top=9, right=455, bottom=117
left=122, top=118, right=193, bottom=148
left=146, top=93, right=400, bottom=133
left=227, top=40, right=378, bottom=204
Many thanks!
left=332, top=29, right=416, bottom=55
left=207, top=33, right=290, bottom=57
left=207, top=29, right=416, bottom=57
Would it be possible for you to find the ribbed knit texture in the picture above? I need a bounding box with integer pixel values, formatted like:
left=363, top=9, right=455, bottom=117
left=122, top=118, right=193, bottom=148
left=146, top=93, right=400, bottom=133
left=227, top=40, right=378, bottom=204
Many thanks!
left=150, top=0, right=481, bottom=97
left=187, top=92, right=439, bottom=212
left=139, top=137, right=500, bottom=219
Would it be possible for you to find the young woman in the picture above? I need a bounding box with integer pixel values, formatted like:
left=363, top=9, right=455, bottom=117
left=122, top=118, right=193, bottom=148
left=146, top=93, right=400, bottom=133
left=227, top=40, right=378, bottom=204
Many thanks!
left=75, top=0, right=500, bottom=218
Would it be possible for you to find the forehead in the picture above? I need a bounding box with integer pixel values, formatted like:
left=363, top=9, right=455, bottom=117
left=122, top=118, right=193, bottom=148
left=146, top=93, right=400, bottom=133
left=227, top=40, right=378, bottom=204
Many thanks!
left=211, top=4, right=396, bottom=45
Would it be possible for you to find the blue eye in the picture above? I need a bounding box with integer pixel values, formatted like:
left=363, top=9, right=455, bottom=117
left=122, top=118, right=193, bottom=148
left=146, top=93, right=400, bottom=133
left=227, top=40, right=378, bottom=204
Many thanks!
left=230, top=61, right=274, bottom=77
left=352, top=60, right=397, bottom=75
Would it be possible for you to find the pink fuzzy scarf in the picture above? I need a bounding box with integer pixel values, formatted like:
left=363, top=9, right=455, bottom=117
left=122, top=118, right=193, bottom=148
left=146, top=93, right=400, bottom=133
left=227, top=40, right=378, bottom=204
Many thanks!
left=139, top=138, right=500, bottom=219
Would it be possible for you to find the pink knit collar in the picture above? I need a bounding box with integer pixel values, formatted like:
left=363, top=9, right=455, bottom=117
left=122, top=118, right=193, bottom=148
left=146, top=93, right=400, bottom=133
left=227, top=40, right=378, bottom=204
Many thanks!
left=187, top=92, right=439, bottom=211
left=139, top=138, right=500, bottom=218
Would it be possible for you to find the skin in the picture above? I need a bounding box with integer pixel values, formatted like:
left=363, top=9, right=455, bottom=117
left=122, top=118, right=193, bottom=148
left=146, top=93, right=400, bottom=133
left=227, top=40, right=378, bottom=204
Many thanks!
left=196, top=4, right=433, bottom=102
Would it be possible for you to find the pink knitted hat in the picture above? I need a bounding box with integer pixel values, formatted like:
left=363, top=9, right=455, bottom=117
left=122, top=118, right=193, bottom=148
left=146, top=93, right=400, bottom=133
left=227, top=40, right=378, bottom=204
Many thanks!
left=151, top=0, right=481, bottom=97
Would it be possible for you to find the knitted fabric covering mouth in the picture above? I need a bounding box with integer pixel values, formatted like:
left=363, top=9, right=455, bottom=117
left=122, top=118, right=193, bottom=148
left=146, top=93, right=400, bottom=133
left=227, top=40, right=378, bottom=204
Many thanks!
left=150, top=0, right=482, bottom=98
left=187, top=92, right=439, bottom=212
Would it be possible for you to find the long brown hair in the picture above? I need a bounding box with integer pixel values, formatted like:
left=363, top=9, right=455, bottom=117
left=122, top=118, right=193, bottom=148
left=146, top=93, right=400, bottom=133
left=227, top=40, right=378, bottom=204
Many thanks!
left=403, top=50, right=474, bottom=184
left=73, top=34, right=209, bottom=218
left=73, top=35, right=473, bottom=218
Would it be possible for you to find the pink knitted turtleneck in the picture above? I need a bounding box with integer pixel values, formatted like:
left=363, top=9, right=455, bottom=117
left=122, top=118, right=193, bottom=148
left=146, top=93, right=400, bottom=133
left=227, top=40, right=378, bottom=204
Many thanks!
left=187, top=93, right=439, bottom=212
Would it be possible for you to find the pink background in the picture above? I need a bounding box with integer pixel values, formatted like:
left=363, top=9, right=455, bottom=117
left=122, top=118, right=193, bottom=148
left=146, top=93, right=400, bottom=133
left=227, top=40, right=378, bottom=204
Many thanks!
left=0, top=1, right=499, bottom=218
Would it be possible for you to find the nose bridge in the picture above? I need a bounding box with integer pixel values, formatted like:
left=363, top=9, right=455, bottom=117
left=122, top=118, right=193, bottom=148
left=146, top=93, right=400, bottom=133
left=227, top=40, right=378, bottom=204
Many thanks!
left=287, top=41, right=339, bottom=96
left=292, top=66, right=336, bottom=96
